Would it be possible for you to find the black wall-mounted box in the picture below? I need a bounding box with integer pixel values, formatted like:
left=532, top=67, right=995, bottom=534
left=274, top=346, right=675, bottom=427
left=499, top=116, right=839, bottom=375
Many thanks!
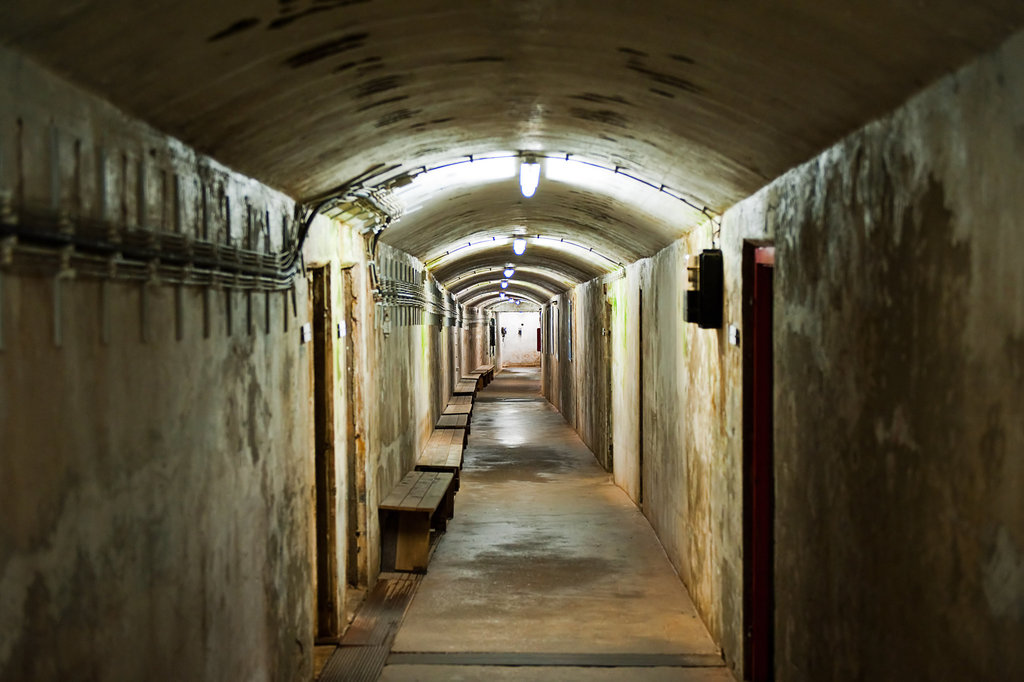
left=684, top=249, right=723, bottom=329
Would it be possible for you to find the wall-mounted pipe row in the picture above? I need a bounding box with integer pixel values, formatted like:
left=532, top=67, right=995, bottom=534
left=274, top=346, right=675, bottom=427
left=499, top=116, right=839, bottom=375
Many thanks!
left=1, top=205, right=300, bottom=291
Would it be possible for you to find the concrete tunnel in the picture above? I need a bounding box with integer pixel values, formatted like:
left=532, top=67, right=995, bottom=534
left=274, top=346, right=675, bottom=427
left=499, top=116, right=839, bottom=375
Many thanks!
left=1, top=2, right=1024, bottom=680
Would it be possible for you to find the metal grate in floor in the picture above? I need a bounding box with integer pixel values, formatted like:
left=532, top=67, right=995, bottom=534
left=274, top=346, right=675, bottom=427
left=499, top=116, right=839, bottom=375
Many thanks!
left=318, top=572, right=423, bottom=682
left=384, top=652, right=726, bottom=668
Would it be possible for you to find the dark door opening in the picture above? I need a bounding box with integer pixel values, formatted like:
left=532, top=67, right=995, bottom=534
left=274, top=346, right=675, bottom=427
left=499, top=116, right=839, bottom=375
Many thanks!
left=744, top=244, right=775, bottom=681
left=310, top=266, right=339, bottom=641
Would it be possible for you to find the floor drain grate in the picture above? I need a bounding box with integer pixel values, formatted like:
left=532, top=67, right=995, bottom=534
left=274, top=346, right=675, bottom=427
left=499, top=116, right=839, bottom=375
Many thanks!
left=385, top=652, right=727, bottom=668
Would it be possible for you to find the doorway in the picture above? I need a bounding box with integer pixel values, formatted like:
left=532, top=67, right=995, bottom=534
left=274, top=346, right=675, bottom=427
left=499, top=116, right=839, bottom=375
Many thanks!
left=743, top=244, right=775, bottom=681
left=310, top=266, right=339, bottom=642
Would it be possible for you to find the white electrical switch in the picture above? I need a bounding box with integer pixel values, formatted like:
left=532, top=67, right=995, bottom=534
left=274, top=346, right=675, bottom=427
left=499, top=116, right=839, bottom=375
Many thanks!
left=300, top=323, right=312, bottom=344
left=729, top=324, right=740, bottom=346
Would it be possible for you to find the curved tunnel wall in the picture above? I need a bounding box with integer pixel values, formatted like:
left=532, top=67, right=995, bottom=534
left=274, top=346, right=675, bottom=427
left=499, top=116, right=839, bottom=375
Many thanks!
left=2, top=11, right=1024, bottom=682
left=0, top=44, right=493, bottom=680
left=542, top=31, right=1024, bottom=680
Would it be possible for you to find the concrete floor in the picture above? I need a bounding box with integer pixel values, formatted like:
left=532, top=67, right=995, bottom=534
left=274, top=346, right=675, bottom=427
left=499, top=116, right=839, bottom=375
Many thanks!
left=381, top=367, right=733, bottom=681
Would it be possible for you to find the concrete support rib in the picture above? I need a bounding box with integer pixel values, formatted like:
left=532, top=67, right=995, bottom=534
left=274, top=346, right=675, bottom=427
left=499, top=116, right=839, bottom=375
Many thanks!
left=383, top=367, right=731, bottom=681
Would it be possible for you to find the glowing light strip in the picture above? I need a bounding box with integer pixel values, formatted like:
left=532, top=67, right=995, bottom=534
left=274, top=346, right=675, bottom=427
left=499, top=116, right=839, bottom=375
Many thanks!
left=446, top=265, right=574, bottom=291
left=483, top=296, right=543, bottom=310
left=461, top=281, right=551, bottom=304
left=425, top=234, right=623, bottom=271
left=369, top=152, right=720, bottom=223
left=456, top=279, right=557, bottom=301
left=463, top=290, right=547, bottom=308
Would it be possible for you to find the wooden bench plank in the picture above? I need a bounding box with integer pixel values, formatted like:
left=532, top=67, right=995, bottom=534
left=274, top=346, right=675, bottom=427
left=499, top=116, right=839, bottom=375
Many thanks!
left=418, top=429, right=465, bottom=469
left=381, top=471, right=450, bottom=511
left=443, top=402, right=472, bottom=416
left=420, top=473, right=454, bottom=512
left=471, top=364, right=495, bottom=387
left=453, top=379, right=477, bottom=396
left=380, top=471, right=425, bottom=508
left=436, top=413, right=469, bottom=430
left=419, top=432, right=454, bottom=465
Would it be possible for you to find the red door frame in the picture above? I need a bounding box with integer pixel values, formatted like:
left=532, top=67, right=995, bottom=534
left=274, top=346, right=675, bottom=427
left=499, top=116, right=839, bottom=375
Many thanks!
left=744, top=244, right=774, bottom=681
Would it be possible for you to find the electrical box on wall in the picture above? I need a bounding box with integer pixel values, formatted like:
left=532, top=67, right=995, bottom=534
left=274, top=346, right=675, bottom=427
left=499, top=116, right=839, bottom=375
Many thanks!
left=684, top=249, right=723, bottom=329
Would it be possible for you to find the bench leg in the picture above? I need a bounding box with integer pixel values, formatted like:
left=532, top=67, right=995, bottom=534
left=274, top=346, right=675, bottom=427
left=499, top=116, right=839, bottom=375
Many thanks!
left=444, top=486, right=455, bottom=521
left=395, top=511, right=431, bottom=572
left=430, top=489, right=455, bottom=532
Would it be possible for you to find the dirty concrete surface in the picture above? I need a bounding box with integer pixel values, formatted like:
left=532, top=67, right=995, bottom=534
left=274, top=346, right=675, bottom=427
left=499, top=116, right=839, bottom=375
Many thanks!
left=384, top=368, right=730, bottom=680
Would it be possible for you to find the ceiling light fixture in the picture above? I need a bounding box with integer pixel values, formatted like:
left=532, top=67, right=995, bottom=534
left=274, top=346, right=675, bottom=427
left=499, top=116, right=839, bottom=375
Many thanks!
left=503, top=265, right=515, bottom=278
left=500, top=280, right=509, bottom=289
left=512, top=237, right=527, bottom=256
left=519, top=156, right=540, bottom=198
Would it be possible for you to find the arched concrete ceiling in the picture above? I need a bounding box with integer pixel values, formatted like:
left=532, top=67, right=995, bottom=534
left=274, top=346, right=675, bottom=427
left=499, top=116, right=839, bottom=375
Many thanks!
left=4, top=1, right=1023, bottom=286
left=447, top=266, right=574, bottom=294
left=429, top=242, right=612, bottom=286
left=481, top=299, right=542, bottom=312
left=449, top=270, right=567, bottom=301
left=478, top=298, right=543, bottom=312
left=458, top=279, right=559, bottom=305
left=462, top=285, right=547, bottom=309
left=377, top=156, right=704, bottom=271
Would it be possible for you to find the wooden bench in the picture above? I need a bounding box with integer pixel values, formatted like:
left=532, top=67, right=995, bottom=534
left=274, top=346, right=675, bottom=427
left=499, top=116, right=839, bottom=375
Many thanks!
left=416, top=427, right=466, bottom=490
left=466, top=369, right=488, bottom=390
left=443, top=399, right=473, bottom=418
left=453, top=378, right=478, bottom=396
left=474, top=364, right=495, bottom=387
left=436, top=412, right=470, bottom=433
left=379, top=470, right=456, bottom=572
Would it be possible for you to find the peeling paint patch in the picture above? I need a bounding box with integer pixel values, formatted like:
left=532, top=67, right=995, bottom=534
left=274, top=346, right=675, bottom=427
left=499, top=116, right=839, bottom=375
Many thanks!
left=268, top=0, right=372, bottom=31
left=983, top=526, right=1024, bottom=621
left=356, top=94, right=408, bottom=112
left=376, top=108, right=419, bottom=128
left=569, top=107, right=629, bottom=129
left=283, top=32, right=369, bottom=68
left=626, top=61, right=702, bottom=95
left=873, top=406, right=919, bottom=451
left=571, top=92, right=633, bottom=107
left=207, top=18, right=260, bottom=42
left=356, top=75, right=406, bottom=98
left=618, top=46, right=648, bottom=57
left=455, top=55, right=506, bottom=64
left=333, top=56, right=380, bottom=74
